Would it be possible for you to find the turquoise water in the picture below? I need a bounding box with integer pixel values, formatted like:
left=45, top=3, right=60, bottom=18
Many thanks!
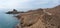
left=0, top=10, right=19, bottom=28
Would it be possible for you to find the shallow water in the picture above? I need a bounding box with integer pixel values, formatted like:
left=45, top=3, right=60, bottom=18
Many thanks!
left=0, top=10, right=19, bottom=28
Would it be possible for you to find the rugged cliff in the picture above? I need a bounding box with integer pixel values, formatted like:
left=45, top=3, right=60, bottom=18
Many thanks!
left=16, top=5, right=60, bottom=28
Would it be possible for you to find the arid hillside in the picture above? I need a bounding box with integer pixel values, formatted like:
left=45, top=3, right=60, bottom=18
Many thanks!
left=16, top=5, right=60, bottom=28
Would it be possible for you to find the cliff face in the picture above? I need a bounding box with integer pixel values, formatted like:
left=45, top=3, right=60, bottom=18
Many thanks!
left=16, top=5, right=60, bottom=28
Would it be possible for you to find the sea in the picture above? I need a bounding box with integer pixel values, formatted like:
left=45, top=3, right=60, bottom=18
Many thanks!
left=0, top=9, right=19, bottom=28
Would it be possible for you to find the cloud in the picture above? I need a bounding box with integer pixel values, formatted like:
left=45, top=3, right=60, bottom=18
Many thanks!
left=33, top=0, right=50, bottom=4
left=28, top=0, right=60, bottom=8
left=0, top=0, right=59, bottom=9
left=0, top=0, right=19, bottom=8
left=0, top=0, right=34, bottom=9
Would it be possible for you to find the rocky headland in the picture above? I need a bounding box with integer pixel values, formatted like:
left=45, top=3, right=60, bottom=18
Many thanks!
left=16, top=5, right=60, bottom=28
left=6, top=9, right=24, bottom=14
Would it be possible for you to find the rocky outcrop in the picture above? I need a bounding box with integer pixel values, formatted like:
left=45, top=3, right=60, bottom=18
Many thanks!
left=6, top=9, right=24, bottom=14
left=16, top=5, right=60, bottom=28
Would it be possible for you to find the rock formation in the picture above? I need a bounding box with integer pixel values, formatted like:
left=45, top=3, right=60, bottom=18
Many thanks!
left=6, top=9, right=24, bottom=14
left=16, top=5, right=60, bottom=28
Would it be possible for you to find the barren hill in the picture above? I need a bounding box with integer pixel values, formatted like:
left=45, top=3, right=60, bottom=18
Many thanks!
left=16, top=5, right=60, bottom=28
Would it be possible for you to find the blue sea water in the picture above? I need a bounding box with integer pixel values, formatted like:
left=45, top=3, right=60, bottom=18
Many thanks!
left=0, top=10, right=19, bottom=28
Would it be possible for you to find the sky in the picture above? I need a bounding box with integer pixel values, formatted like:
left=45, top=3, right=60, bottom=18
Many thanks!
left=0, top=0, right=60, bottom=10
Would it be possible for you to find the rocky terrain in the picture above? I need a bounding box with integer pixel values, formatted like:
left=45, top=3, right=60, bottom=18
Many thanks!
left=16, top=5, right=60, bottom=28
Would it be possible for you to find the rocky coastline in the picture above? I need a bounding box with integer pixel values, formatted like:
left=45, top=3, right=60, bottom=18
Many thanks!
left=15, top=5, right=60, bottom=28
left=6, top=5, right=60, bottom=28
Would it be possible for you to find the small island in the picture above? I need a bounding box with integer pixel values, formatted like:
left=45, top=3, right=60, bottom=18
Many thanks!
left=6, top=9, right=24, bottom=14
